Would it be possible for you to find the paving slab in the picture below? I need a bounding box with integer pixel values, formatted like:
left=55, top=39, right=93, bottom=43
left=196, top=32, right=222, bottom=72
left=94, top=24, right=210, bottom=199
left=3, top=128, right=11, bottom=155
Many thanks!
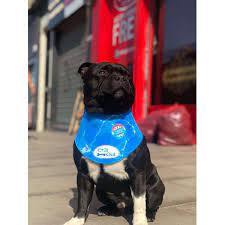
left=29, top=131, right=196, bottom=225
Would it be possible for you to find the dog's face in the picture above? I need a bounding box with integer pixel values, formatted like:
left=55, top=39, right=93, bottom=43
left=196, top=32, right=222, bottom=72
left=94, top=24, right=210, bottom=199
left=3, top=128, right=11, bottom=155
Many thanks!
left=78, top=62, right=135, bottom=114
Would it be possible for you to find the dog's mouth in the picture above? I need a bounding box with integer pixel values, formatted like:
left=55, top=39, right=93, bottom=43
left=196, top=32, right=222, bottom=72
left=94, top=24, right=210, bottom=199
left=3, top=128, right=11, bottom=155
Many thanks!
left=112, top=88, right=126, bottom=100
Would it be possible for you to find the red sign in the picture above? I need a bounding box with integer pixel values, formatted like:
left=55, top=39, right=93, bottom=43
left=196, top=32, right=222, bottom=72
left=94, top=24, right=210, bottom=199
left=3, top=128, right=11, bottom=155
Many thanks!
left=110, top=0, right=136, bottom=64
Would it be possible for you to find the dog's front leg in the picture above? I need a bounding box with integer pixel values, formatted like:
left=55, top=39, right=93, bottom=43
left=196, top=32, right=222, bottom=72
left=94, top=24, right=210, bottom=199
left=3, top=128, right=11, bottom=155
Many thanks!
left=64, top=172, right=94, bottom=225
left=130, top=172, right=148, bottom=225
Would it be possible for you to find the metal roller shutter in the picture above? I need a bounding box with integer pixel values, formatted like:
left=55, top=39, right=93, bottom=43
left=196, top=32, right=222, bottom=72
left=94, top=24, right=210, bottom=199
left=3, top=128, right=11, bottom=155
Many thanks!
left=51, top=9, right=86, bottom=130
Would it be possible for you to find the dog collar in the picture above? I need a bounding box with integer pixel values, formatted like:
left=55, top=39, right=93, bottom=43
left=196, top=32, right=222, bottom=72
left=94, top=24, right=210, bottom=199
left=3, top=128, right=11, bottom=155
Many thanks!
left=75, top=110, right=143, bottom=164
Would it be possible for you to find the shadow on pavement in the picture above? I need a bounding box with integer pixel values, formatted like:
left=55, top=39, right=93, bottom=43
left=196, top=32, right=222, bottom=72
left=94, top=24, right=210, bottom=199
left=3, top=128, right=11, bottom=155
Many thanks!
left=68, top=187, right=133, bottom=224
left=69, top=187, right=101, bottom=215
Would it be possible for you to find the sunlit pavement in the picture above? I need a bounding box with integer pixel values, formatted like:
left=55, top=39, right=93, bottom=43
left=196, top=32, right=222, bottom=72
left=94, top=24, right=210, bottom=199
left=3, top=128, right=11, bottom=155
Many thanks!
left=29, top=131, right=196, bottom=225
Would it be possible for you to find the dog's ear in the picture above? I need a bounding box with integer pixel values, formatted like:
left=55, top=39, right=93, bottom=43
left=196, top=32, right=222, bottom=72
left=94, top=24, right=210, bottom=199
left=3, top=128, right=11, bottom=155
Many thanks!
left=78, top=62, right=93, bottom=79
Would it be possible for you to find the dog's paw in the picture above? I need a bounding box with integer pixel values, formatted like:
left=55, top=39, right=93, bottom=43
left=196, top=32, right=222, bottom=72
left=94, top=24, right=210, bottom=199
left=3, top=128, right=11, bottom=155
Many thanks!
left=63, top=217, right=85, bottom=225
left=133, top=216, right=148, bottom=225
left=147, top=208, right=158, bottom=222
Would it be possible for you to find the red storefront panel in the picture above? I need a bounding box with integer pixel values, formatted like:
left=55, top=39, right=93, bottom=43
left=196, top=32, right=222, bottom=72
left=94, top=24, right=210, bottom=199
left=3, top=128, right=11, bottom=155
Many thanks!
left=91, top=0, right=113, bottom=62
left=133, top=0, right=155, bottom=121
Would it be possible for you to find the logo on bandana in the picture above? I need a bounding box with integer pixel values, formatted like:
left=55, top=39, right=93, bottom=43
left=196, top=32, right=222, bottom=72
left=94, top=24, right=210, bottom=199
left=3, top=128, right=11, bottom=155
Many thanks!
left=93, top=145, right=120, bottom=159
left=112, top=124, right=126, bottom=138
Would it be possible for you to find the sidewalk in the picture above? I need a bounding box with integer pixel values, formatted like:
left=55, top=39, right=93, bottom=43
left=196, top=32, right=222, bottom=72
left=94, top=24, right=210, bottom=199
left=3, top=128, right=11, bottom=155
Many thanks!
left=29, top=131, right=196, bottom=225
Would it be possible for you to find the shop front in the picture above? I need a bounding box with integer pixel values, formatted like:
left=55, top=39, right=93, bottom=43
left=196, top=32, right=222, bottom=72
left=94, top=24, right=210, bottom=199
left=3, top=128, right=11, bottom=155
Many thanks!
left=90, top=0, right=196, bottom=132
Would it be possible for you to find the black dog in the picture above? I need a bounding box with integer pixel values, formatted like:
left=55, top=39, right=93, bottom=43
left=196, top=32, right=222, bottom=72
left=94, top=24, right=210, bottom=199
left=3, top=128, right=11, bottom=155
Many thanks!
left=64, top=62, right=165, bottom=225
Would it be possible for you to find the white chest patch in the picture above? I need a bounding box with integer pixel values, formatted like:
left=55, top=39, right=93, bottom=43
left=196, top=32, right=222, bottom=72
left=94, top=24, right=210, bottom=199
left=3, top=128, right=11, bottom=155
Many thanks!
left=84, top=158, right=129, bottom=182
left=103, top=159, right=129, bottom=180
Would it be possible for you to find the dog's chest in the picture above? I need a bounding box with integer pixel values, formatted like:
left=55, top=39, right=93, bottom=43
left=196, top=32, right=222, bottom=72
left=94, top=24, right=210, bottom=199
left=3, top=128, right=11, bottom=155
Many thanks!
left=84, top=158, right=129, bottom=183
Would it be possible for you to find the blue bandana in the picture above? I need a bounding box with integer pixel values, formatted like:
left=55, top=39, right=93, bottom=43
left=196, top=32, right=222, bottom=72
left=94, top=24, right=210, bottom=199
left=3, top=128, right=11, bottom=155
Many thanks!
left=75, top=110, right=143, bottom=164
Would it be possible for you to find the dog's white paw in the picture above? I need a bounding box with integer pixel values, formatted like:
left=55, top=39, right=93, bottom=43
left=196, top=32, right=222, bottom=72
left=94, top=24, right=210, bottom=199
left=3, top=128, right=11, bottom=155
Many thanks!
left=133, top=216, right=148, bottom=225
left=63, top=217, right=85, bottom=225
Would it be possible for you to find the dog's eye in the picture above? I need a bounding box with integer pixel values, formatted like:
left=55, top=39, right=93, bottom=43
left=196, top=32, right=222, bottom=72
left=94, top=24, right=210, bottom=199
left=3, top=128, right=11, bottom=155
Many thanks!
left=99, top=71, right=106, bottom=76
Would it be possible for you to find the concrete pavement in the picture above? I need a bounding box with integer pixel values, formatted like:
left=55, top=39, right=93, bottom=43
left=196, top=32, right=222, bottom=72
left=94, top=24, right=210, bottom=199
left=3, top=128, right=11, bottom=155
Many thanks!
left=29, top=131, right=196, bottom=225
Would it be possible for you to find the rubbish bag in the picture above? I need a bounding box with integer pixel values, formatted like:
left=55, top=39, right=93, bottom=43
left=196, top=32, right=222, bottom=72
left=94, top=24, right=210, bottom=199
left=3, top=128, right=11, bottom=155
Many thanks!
left=157, top=105, right=194, bottom=145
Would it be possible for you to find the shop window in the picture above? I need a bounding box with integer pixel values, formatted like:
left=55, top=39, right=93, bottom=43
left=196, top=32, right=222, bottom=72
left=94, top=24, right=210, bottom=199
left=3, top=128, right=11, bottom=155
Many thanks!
left=160, top=0, right=196, bottom=104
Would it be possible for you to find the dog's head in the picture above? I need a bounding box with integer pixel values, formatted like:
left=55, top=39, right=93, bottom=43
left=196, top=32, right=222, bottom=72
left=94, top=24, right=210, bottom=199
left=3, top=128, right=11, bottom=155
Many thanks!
left=78, top=62, right=135, bottom=114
